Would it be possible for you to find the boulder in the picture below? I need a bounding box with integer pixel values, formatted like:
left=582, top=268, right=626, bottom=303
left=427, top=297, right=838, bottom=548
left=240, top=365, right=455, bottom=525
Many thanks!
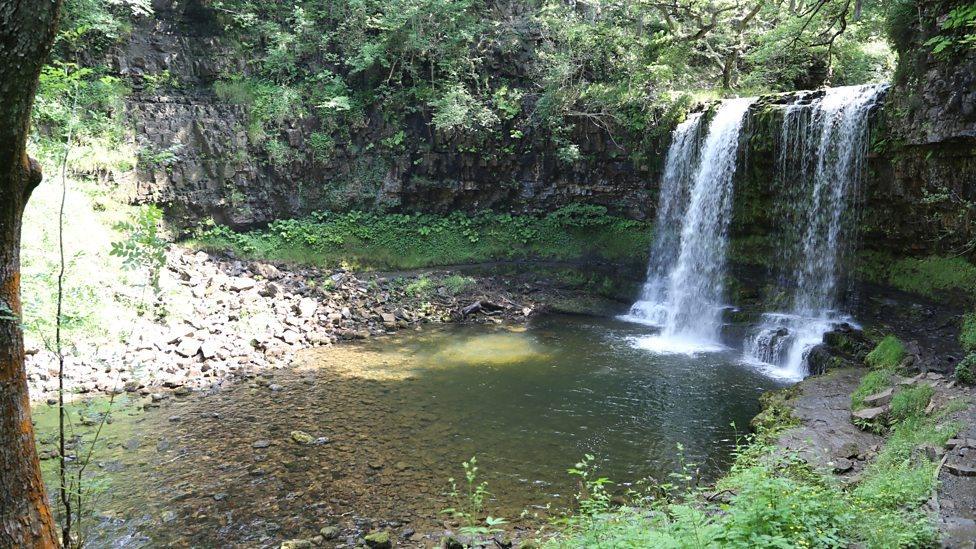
left=297, top=297, right=318, bottom=318
left=175, top=338, right=201, bottom=358
left=852, top=405, right=888, bottom=422
left=862, top=388, right=894, bottom=407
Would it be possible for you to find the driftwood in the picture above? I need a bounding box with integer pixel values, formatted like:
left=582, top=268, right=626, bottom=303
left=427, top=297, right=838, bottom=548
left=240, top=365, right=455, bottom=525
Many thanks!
left=460, top=300, right=506, bottom=317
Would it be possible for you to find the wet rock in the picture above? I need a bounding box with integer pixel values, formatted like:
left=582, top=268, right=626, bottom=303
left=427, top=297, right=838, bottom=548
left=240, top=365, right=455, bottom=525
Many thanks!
left=831, top=458, right=853, bottom=474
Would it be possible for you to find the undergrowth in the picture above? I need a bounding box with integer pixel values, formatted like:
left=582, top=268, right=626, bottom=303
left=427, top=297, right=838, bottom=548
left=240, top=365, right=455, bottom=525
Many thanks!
left=543, top=353, right=962, bottom=549
left=190, top=205, right=651, bottom=271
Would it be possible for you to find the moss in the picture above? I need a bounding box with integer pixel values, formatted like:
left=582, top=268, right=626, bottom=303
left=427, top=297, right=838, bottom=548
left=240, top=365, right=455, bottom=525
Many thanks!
left=865, top=335, right=906, bottom=369
left=857, top=252, right=976, bottom=302
left=191, top=209, right=652, bottom=271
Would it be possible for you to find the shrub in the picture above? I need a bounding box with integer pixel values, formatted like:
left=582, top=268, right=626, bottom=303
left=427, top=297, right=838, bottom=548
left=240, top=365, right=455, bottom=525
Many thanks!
left=405, top=276, right=433, bottom=297
left=441, top=275, right=474, bottom=296
left=865, top=335, right=906, bottom=369
left=961, top=312, right=976, bottom=352
left=956, top=353, right=976, bottom=385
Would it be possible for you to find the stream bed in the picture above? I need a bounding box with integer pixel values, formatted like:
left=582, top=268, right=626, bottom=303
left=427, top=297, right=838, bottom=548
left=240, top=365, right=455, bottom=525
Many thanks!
left=35, top=314, right=787, bottom=547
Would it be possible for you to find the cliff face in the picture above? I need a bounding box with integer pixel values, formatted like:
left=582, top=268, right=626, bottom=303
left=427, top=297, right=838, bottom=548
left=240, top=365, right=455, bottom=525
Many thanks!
left=109, top=0, right=658, bottom=230
left=107, top=0, right=973, bottom=264
left=861, top=0, right=976, bottom=256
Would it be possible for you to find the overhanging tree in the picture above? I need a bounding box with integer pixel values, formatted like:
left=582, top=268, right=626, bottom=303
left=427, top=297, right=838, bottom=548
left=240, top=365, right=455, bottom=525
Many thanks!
left=0, top=0, right=64, bottom=547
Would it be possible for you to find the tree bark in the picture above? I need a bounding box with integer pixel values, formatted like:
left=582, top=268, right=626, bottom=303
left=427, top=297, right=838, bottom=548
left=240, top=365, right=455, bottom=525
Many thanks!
left=0, top=1, right=63, bottom=547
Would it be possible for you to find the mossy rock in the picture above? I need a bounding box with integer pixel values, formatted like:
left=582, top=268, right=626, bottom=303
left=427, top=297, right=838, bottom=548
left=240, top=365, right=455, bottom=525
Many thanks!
left=364, top=530, right=392, bottom=549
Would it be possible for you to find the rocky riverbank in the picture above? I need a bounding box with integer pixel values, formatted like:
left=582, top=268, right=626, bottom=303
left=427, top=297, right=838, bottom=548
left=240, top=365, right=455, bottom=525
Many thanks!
left=25, top=247, right=609, bottom=403
left=766, top=363, right=976, bottom=546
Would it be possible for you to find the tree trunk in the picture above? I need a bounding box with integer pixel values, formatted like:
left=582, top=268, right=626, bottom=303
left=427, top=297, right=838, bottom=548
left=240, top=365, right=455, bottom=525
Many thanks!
left=0, top=1, right=63, bottom=547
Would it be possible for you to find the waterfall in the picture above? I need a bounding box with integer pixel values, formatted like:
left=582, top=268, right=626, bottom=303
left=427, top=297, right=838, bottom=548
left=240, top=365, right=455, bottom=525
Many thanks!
left=745, top=84, right=887, bottom=379
left=621, top=112, right=704, bottom=326
left=626, top=97, right=754, bottom=354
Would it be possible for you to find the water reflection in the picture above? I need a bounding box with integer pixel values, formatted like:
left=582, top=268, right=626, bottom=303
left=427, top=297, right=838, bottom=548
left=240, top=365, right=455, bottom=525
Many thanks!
left=36, top=314, right=786, bottom=546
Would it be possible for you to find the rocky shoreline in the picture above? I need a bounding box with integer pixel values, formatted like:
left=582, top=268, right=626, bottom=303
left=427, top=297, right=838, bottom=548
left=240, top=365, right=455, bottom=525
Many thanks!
left=767, top=365, right=976, bottom=546
left=24, top=248, right=578, bottom=403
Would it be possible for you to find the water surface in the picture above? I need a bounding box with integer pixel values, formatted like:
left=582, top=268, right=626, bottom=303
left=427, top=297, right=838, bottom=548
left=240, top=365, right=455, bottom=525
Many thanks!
left=37, top=314, right=786, bottom=546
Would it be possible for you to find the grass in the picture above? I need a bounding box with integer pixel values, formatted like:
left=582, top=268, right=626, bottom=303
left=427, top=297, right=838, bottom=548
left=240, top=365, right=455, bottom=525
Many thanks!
left=865, top=335, right=906, bottom=369
left=851, top=368, right=893, bottom=410
left=888, top=385, right=934, bottom=423
left=190, top=206, right=652, bottom=271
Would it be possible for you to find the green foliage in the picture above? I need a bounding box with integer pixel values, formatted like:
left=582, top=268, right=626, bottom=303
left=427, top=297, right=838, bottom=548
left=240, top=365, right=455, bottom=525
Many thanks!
left=110, top=205, right=168, bottom=297
left=852, top=369, right=893, bottom=410
left=955, top=353, right=976, bottom=385
left=751, top=386, right=801, bottom=434
left=888, top=385, right=934, bottom=423
left=141, top=69, right=179, bottom=94
left=718, top=461, right=850, bottom=547
left=549, top=427, right=945, bottom=548
left=441, top=457, right=507, bottom=538
left=961, top=313, right=976, bottom=352
left=192, top=207, right=650, bottom=271
left=404, top=276, right=434, bottom=297
left=442, top=275, right=475, bottom=296
left=924, top=3, right=976, bottom=58
left=890, top=255, right=976, bottom=297
left=865, top=335, right=906, bottom=369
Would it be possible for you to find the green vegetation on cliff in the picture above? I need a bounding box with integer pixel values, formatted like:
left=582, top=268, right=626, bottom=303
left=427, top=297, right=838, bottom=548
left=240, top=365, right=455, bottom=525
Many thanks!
left=192, top=205, right=650, bottom=270
left=865, top=335, right=906, bottom=370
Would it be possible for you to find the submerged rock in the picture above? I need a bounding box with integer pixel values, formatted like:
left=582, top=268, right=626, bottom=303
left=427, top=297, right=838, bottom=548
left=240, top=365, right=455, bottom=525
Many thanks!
left=364, top=530, right=392, bottom=548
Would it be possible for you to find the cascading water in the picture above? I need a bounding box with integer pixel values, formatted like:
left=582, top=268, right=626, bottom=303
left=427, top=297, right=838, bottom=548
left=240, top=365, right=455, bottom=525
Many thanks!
left=620, top=112, right=704, bottom=326
left=627, top=97, right=754, bottom=354
left=745, top=84, right=887, bottom=379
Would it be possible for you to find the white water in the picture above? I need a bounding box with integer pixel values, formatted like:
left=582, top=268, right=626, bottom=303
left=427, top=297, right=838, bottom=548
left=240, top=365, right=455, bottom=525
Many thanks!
left=745, top=84, right=886, bottom=379
left=628, top=98, right=754, bottom=355
left=620, top=113, right=703, bottom=327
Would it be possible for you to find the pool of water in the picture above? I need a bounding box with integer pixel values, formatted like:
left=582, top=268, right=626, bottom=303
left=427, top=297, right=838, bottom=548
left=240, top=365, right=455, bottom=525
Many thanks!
left=35, top=314, right=787, bottom=546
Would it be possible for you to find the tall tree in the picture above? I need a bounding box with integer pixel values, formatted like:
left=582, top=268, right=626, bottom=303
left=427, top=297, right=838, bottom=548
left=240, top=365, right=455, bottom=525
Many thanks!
left=0, top=0, right=64, bottom=547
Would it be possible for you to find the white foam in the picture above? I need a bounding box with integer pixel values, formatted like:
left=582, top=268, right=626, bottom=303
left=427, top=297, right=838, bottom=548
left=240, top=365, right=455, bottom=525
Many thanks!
left=629, top=334, right=727, bottom=356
